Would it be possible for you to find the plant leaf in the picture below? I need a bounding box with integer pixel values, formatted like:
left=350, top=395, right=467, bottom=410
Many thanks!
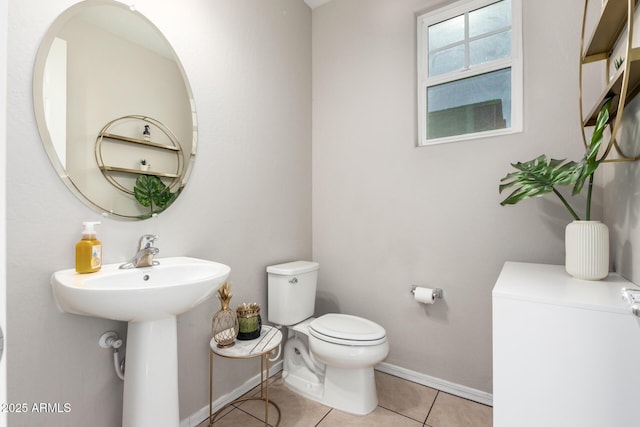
left=134, top=175, right=176, bottom=213
left=499, top=155, right=578, bottom=206
left=572, top=98, right=612, bottom=195
left=133, top=175, right=156, bottom=207
left=153, top=185, right=179, bottom=210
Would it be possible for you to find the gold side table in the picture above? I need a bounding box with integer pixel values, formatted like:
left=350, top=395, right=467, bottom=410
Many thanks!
left=209, top=325, right=283, bottom=426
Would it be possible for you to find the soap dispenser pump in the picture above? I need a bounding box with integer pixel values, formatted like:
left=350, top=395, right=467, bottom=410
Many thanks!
left=76, top=221, right=102, bottom=274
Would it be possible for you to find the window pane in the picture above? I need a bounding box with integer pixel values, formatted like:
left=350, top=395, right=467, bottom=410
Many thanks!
left=469, top=30, right=511, bottom=66
left=428, top=14, right=464, bottom=50
left=469, top=0, right=511, bottom=38
left=429, top=44, right=465, bottom=76
left=426, top=68, right=511, bottom=139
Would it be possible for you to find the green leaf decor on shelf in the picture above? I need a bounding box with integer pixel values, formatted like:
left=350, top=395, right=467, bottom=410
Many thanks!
left=134, top=175, right=179, bottom=218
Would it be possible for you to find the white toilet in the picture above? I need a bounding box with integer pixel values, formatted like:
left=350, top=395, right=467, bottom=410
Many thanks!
left=267, top=261, right=389, bottom=415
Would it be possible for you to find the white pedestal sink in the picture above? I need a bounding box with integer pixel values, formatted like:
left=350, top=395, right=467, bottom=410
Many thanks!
left=51, top=257, right=230, bottom=427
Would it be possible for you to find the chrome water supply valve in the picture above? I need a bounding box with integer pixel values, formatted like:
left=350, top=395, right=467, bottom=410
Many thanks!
left=99, top=331, right=125, bottom=380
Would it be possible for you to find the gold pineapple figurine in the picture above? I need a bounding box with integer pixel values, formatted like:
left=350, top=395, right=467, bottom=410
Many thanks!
left=211, top=282, right=239, bottom=347
left=218, top=282, right=233, bottom=309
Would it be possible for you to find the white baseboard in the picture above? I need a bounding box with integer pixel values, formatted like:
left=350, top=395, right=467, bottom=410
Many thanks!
left=376, top=362, right=493, bottom=407
left=180, top=360, right=284, bottom=427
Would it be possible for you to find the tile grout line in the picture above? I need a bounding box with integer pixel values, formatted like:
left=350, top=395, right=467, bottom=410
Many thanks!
left=233, top=405, right=276, bottom=427
left=422, top=390, right=439, bottom=427
left=315, top=408, right=333, bottom=426
left=377, top=403, right=432, bottom=425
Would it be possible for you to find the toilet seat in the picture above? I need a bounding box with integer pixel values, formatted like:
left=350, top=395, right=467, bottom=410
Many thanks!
left=309, top=314, right=387, bottom=346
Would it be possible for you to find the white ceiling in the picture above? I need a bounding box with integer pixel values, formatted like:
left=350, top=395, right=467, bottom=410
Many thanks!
left=304, top=0, right=333, bottom=9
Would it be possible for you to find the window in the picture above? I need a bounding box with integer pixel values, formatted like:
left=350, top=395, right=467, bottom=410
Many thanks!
left=417, top=0, right=522, bottom=145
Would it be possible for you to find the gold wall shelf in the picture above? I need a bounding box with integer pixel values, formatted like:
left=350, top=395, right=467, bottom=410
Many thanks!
left=583, top=0, right=635, bottom=61
left=583, top=47, right=640, bottom=126
left=98, top=165, right=180, bottom=179
left=101, top=133, right=181, bottom=152
left=580, top=0, right=640, bottom=162
left=95, top=115, right=184, bottom=195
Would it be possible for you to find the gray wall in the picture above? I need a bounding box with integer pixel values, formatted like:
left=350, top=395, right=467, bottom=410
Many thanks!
left=6, top=0, right=311, bottom=425
left=311, top=0, right=586, bottom=394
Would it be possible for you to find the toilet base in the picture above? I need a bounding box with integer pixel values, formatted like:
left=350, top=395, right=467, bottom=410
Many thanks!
left=323, top=366, right=378, bottom=415
left=283, top=367, right=324, bottom=402
left=280, top=318, right=386, bottom=416
left=283, top=362, right=379, bottom=415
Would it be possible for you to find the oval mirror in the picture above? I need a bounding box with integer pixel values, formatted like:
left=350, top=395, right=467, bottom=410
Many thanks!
left=33, top=0, right=197, bottom=220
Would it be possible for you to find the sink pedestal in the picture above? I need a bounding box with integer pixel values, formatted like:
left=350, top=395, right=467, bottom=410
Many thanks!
left=123, top=316, right=179, bottom=427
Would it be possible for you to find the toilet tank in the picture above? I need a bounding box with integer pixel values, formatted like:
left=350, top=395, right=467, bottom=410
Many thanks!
left=267, top=261, right=319, bottom=326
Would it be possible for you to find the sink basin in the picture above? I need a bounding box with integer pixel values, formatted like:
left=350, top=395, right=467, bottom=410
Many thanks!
left=51, top=256, right=230, bottom=427
left=52, top=256, right=230, bottom=321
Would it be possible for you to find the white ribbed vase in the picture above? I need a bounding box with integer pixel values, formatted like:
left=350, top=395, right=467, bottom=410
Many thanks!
left=565, top=220, right=609, bottom=280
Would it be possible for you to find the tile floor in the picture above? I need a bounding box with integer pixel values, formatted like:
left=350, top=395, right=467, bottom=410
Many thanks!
left=198, top=371, right=492, bottom=427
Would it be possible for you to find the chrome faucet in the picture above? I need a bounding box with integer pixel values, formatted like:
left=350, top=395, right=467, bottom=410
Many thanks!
left=119, top=234, right=160, bottom=269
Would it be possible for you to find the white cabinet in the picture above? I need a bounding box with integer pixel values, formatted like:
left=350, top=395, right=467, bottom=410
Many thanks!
left=493, top=262, right=640, bottom=427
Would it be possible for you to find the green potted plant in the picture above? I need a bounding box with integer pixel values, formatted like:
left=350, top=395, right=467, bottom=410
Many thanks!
left=499, top=98, right=612, bottom=280
left=133, top=175, right=179, bottom=219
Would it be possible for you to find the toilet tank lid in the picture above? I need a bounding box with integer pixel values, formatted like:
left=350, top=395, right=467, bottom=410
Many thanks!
left=266, top=261, right=319, bottom=275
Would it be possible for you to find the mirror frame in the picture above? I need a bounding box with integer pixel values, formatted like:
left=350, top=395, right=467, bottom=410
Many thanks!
left=33, top=0, right=197, bottom=220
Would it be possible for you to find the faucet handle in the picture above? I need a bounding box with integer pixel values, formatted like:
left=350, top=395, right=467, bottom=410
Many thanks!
left=138, top=234, right=159, bottom=250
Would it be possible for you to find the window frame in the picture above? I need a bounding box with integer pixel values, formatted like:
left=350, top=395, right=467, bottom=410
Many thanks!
left=417, top=0, right=523, bottom=146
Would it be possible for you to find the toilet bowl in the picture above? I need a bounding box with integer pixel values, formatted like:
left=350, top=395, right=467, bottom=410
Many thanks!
left=308, top=313, right=389, bottom=368
left=267, top=261, right=389, bottom=415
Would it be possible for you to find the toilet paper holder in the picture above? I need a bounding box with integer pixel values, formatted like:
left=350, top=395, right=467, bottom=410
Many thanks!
left=411, top=286, right=443, bottom=300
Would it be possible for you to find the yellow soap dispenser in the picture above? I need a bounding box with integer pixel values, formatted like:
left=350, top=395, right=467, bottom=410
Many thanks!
left=76, top=221, right=102, bottom=274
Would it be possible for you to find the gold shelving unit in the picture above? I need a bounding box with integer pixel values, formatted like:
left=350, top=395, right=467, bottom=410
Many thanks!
left=95, top=115, right=184, bottom=195
left=98, top=166, right=180, bottom=179
left=580, top=0, right=640, bottom=161
left=100, top=133, right=181, bottom=152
